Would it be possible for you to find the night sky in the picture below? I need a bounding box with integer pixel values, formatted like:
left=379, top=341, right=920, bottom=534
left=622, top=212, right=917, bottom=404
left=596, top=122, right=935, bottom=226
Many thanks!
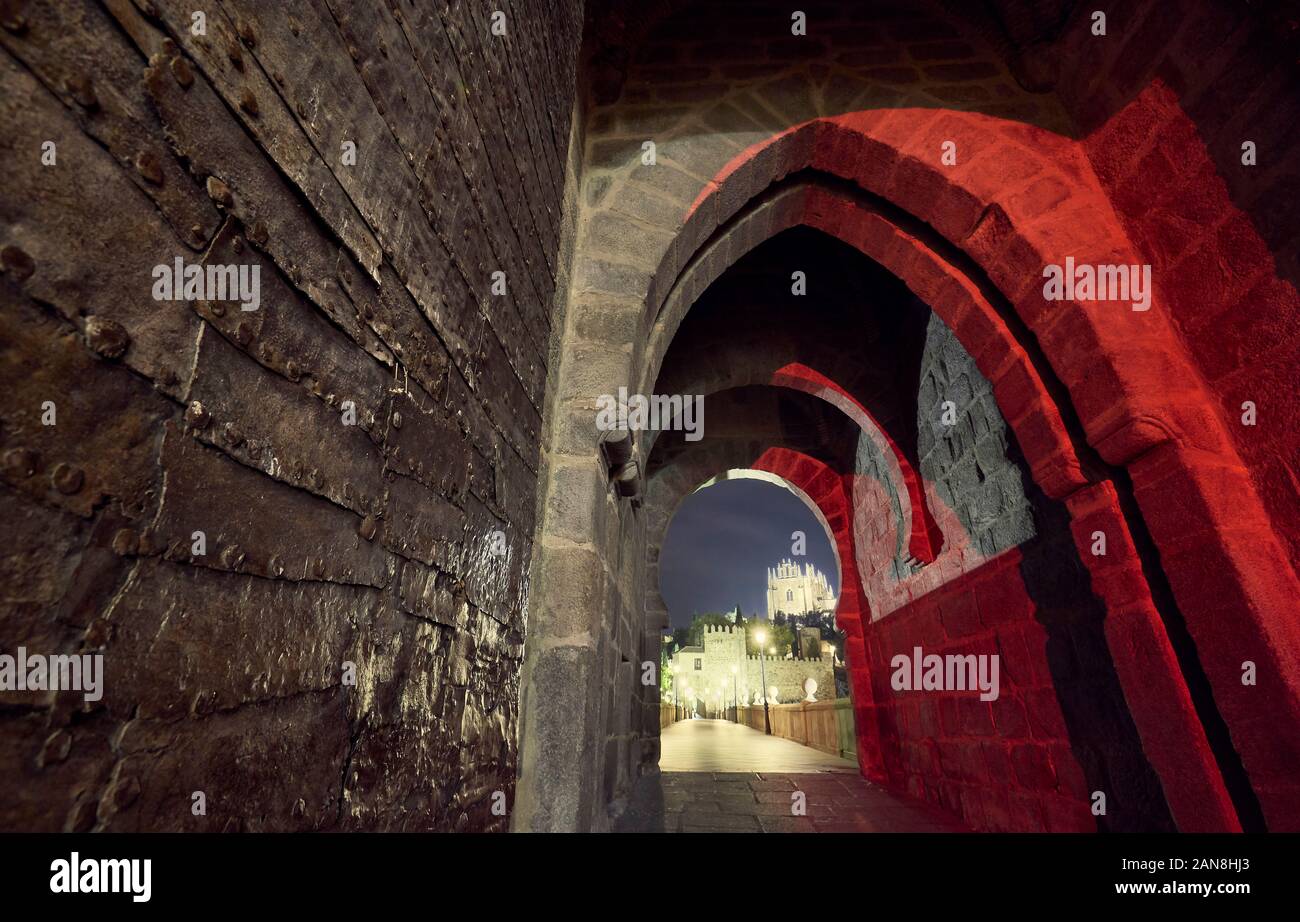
left=658, top=478, right=841, bottom=630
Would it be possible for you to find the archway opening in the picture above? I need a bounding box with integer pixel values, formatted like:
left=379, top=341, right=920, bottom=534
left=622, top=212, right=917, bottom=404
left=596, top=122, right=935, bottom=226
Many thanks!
left=623, top=123, right=1267, bottom=830
left=657, top=469, right=860, bottom=775
left=523, top=33, right=1298, bottom=832
left=638, top=185, right=1183, bottom=830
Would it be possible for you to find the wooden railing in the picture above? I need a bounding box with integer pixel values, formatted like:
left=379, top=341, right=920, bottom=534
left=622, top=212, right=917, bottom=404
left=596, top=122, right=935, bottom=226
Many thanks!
left=736, top=699, right=857, bottom=762
left=663, top=697, right=857, bottom=762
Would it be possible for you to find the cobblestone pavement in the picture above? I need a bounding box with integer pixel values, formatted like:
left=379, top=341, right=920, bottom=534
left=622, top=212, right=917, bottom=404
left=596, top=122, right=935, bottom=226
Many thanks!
left=614, top=720, right=967, bottom=832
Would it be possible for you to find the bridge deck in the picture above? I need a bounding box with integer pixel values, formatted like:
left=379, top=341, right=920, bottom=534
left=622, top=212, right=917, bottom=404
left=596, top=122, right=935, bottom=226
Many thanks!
left=615, top=719, right=967, bottom=832
left=659, top=716, right=858, bottom=772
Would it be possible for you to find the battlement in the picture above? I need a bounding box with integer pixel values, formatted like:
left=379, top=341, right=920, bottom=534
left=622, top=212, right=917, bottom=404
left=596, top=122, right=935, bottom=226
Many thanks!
left=746, top=654, right=825, bottom=662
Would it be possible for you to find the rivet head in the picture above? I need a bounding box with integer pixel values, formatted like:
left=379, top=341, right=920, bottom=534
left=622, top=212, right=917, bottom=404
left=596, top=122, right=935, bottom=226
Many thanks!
left=50, top=462, right=84, bottom=495
left=239, top=87, right=259, bottom=117
left=111, top=528, right=137, bottom=556
left=39, top=730, right=73, bottom=768
left=1, top=245, right=35, bottom=282
left=134, top=149, right=164, bottom=185
left=184, top=401, right=210, bottom=429
left=110, top=775, right=141, bottom=810
left=4, top=447, right=39, bottom=477
left=234, top=321, right=253, bottom=345
left=85, top=618, right=112, bottom=648
left=84, top=316, right=129, bottom=360
left=192, top=689, right=218, bottom=717
left=285, top=360, right=300, bottom=382
left=358, top=514, right=378, bottom=541
left=219, top=544, right=244, bottom=569
left=67, top=799, right=96, bottom=833
left=1, top=4, right=28, bottom=33
left=205, top=176, right=233, bottom=207
left=248, top=220, right=268, bottom=246
left=236, top=19, right=255, bottom=47
left=64, top=74, right=97, bottom=110
left=135, top=529, right=156, bottom=556
left=391, top=410, right=403, bottom=429
left=170, top=55, right=194, bottom=88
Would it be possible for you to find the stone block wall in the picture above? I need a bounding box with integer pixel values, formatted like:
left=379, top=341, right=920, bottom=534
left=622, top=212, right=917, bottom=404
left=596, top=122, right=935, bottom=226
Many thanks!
left=746, top=655, right=835, bottom=705
left=853, top=431, right=908, bottom=577
left=0, top=0, right=582, bottom=832
left=1083, top=74, right=1300, bottom=568
left=853, top=311, right=1037, bottom=620
left=916, top=313, right=1036, bottom=559
left=861, top=541, right=1175, bottom=833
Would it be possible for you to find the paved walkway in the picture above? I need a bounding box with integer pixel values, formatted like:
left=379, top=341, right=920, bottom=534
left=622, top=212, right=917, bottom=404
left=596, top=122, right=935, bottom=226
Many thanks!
left=660, top=716, right=859, bottom=772
left=615, top=719, right=967, bottom=833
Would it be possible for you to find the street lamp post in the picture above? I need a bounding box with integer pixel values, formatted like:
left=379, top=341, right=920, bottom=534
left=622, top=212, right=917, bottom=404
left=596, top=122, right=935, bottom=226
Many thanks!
left=755, top=629, right=772, bottom=735
left=730, top=664, right=738, bottom=722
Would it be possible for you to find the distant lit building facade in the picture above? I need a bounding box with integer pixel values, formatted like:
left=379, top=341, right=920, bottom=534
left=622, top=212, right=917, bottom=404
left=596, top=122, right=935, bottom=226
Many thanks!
left=667, top=625, right=832, bottom=708
left=766, top=559, right=836, bottom=618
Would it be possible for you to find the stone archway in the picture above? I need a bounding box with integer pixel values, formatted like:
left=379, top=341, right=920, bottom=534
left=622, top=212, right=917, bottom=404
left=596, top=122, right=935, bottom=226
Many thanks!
left=631, top=112, right=1297, bottom=828
left=643, top=435, right=888, bottom=780
left=651, top=348, right=945, bottom=575
left=521, top=38, right=1299, bottom=828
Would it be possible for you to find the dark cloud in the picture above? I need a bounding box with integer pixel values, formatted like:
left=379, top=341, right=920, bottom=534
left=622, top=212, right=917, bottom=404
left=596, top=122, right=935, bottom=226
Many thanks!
left=659, top=478, right=840, bottom=630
